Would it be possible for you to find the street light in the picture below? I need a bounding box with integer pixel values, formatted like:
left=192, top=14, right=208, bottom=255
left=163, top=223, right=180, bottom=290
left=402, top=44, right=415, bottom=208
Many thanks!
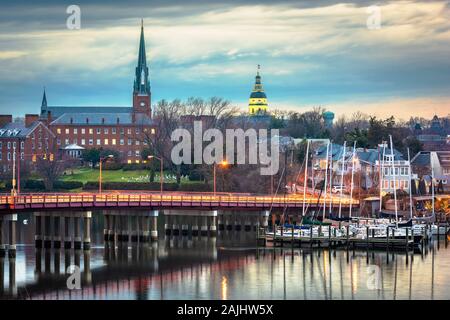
left=213, top=160, right=228, bottom=195
left=99, top=154, right=114, bottom=194
left=147, top=155, right=163, bottom=195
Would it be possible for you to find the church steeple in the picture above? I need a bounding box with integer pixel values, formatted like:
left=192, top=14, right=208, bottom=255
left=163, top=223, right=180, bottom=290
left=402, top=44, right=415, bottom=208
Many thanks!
left=41, top=87, right=47, bottom=108
left=248, top=65, right=268, bottom=115
left=133, top=20, right=151, bottom=117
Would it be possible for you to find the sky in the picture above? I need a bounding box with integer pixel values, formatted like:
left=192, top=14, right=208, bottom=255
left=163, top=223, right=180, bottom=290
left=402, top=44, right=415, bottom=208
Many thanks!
left=0, top=0, right=449, bottom=120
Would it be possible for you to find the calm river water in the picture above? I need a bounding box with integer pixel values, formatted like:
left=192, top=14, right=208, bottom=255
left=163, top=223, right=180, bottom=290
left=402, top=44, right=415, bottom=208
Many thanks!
left=1, top=212, right=449, bottom=300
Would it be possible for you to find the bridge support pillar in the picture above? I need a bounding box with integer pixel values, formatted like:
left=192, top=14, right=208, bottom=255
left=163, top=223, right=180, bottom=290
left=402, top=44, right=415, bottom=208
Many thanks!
left=244, top=215, right=251, bottom=232
left=83, top=211, right=92, bottom=250
left=235, top=214, right=242, bottom=231
left=73, top=214, right=82, bottom=250
left=260, top=210, right=269, bottom=228
left=34, top=213, right=43, bottom=248
left=53, top=215, right=61, bottom=249
left=0, top=216, right=5, bottom=258
left=140, top=213, right=149, bottom=242
left=225, top=213, right=233, bottom=231
left=200, top=216, right=208, bottom=237
left=192, top=216, right=199, bottom=236
left=164, top=214, right=171, bottom=236
left=8, top=214, right=17, bottom=258
left=103, top=213, right=110, bottom=242
left=217, top=213, right=224, bottom=231
left=131, top=215, right=139, bottom=242
left=64, top=214, right=72, bottom=249
left=121, top=214, right=129, bottom=243
left=150, top=211, right=159, bottom=242
left=111, top=213, right=118, bottom=243
left=43, top=213, right=52, bottom=249
left=172, top=216, right=180, bottom=236
left=209, top=211, right=217, bottom=237
left=181, top=216, right=189, bottom=236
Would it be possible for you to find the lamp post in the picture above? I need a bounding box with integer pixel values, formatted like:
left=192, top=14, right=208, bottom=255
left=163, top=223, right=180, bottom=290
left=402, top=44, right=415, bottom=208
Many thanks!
left=148, top=155, right=163, bottom=195
left=11, top=145, right=17, bottom=197
left=213, top=160, right=228, bottom=196
left=99, top=155, right=114, bottom=194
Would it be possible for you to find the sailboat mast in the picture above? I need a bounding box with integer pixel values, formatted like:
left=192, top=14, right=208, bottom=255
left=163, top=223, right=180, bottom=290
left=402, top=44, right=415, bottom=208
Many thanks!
left=349, top=141, right=357, bottom=218
left=338, top=141, right=347, bottom=218
left=323, top=140, right=330, bottom=220
left=389, top=135, right=398, bottom=227
left=431, top=154, right=435, bottom=218
left=302, top=139, right=310, bottom=217
left=328, top=142, right=334, bottom=214
left=407, top=148, right=413, bottom=220
left=379, top=142, right=386, bottom=213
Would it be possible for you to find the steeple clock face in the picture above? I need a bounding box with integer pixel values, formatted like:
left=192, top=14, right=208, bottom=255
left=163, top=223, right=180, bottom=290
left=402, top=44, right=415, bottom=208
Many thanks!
left=140, top=101, right=145, bottom=107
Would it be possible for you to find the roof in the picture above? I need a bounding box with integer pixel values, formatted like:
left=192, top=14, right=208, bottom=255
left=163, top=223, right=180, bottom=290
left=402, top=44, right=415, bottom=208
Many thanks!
left=51, top=112, right=154, bottom=126
left=250, top=91, right=267, bottom=99
left=411, top=152, right=430, bottom=166
left=63, top=144, right=85, bottom=150
left=42, top=106, right=133, bottom=119
left=0, top=121, right=41, bottom=139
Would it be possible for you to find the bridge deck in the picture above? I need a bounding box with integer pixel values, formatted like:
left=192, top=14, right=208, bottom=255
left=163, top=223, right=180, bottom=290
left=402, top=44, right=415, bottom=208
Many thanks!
left=0, top=192, right=358, bottom=213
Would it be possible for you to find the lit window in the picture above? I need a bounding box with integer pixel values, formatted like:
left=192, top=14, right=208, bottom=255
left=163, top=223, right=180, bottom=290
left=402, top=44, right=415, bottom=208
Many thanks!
left=127, top=128, right=131, bottom=134
left=112, top=138, right=116, bottom=145
left=65, top=128, right=69, bottom=134
left=104, top=138, right=109, bottom=145
left=57, top=128, right=61, bottom=134
left=151, top=128, right=156, bottom=134
left=81, top=128, right=85, bottom=134
left=65, top=139, right=69, bottom=145
left=81, top=139, right=85, bottom=145
left=89, top=128, right=93, bottom=134
left=127, top=159, right=132, bottom=164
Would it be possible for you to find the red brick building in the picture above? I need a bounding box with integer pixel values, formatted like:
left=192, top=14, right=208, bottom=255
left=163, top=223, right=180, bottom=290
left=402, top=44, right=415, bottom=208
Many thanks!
left=39, top=22, right=156, bottom=164
left=0, top=114, right=55, bottom=175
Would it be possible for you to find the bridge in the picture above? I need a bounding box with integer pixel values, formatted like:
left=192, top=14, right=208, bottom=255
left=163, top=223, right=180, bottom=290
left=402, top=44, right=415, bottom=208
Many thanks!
left=0, top=191, right=357, bottom=213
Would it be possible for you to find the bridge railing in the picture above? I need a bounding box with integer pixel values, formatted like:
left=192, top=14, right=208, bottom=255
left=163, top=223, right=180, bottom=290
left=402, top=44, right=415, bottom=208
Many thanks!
left=0, top=192, right=358, bottom=207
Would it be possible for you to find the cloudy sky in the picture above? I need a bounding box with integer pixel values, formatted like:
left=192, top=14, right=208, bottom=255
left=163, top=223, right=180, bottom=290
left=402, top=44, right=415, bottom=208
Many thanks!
left=0, top=0, right=449, bottom=119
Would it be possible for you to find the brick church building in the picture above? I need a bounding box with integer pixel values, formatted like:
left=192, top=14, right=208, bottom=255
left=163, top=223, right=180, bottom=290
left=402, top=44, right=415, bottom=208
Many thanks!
left=40, top=21, right=156, bottom=164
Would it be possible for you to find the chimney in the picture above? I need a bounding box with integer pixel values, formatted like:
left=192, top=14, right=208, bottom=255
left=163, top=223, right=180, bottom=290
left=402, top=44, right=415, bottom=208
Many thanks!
left=70, top=117, right=73, bottom=124
left=102, top=117, right=105, bottom=124
left=25, top=114, right=39, bottom=127
left=0, top=115, right=12, bottom=128
left=86, top=117, right=89, bottom=124
left=116, top=117, right=120, bottom=125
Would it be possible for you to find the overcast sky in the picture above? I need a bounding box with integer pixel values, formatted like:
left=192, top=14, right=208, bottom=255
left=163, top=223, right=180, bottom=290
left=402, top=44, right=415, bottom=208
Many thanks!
left=0, top=0, right=449, bottom=119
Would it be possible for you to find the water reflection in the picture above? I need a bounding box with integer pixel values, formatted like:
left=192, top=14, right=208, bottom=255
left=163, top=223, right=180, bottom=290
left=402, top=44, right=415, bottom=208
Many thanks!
left=0, top=212, right=449, bottom=300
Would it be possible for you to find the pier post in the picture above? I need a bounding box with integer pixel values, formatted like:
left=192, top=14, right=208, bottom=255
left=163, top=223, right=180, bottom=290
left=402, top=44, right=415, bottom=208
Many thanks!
left=111, top=213, right=117, bottom=243
left=182, top=216, right=189, bottom=236
left=53, top=215, right=61, bottom=249
left=164, top=214, right=171, bottom=236
left=192, top=216, right=199, bottom=236
left=141, top=213, right=150, bottom=242
left=150, top=211, right=159, bottom=242
left=235, top=214, right=242, bottom=231
left=218, top=213, right=224, bottom=231
left=172, top=216, right=179, bottom=236
left=131, top=215, right=139, bottom=242
left=225, top=213, right=233, bottom=231
left=83, top=211, right=92, bottom=250
left=64, top=214, right=71, bottom=249
left=122, top=214, right=129, bottom=243
left=200, top=216, right=208, bottom=237
left=44, top=213, right=52, bottom=249
left=34, top=213, right=43, bottom=248
left=73, top=214, right=82, bottom=250
left=103, top=213, right=110, bottom=241
left=244, top=215, right=251, bottom=232
left=209, top=211, right=217, bottom=237
left=8, top=214, right=17, bottom=258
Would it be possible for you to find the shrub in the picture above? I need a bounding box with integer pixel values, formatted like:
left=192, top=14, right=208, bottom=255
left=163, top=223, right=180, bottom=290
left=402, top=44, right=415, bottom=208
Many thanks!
left=103, top=162, right=123, bottom=170
left=83, top=181, right=179, bottom=191
left=178, top=183, right=211, bottom=192
left=54, top=180, right=84, bottom=190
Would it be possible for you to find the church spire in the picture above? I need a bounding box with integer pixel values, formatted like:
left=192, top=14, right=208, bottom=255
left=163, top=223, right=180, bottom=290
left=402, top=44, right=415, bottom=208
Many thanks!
left=41, top=87, right=47, bottom=107
left=133, top=20, right=152, bottom=117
